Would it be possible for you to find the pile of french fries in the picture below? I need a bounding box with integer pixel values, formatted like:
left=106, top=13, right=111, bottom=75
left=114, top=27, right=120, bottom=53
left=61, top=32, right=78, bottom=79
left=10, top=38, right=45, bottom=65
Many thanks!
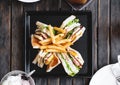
left=32, top=24, right=73, bottom=53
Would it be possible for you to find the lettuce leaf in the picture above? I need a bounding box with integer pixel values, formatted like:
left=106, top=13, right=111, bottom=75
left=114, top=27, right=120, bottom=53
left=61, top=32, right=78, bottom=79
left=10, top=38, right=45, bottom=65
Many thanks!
left=66, top=30, right=74, bottom=38
left=66, top=19, right=79, bottom=27
left=60, top=53, right=78, bottom=77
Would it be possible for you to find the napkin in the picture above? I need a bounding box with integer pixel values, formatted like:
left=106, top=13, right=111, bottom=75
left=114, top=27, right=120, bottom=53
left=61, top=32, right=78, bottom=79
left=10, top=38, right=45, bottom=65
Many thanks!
left=89, top=55, right=120, bottom=85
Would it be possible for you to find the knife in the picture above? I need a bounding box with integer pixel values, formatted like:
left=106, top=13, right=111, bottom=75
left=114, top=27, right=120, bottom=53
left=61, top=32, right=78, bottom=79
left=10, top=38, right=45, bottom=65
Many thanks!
left=111, top=55, right=120, bottom=85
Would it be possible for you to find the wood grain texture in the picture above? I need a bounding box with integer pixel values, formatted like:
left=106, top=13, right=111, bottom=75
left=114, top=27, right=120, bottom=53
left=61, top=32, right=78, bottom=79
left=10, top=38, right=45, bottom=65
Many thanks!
left=47, top=0, right=60, bottom=11
left=11, top=0, right=24, bottom=70
left=97, top=0, right=110, bottom=68
left=86, top=0, right=98, bottom=72
left=48, top=77, right=59, bottom=85
left=0, top=0, right=11, bottom=79
left=60, top=77, right=72, bottom=85
left=36, top=0, right=47, bottom=11
left=23, top=3, right=37, bottom=11
left=110, top=0, right=120, bottom=63
left=73, top=78, right=85, bottom=85
left=85, top=0, right=98, bottom=84
left=35, top=78, right=47, bottom=85
left=36, top=0, right=59, bottom=11
left=61, top=0, right=71, bottom=10
left=84, top=78, right=91, bottom=85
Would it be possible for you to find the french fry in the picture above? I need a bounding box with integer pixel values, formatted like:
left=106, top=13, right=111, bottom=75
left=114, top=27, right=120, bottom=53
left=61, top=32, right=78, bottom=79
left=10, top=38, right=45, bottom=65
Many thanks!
left=48, top=25, right=55, bottom=44
left=53, top=27, right=66, bottom=33
left=55, top=33, right=65, bottom=39
left=39, top=38, right=52, bottom=45
left=55, top=34, right=65, bottom=42
left=70, top=35, right=77, bottom=43
left=39, top=34, right=65, bottom=45
left=68, top=50, right=77, bottom=57
left=39, top=45, right=66, bottom=52
left=45, top=49, right=67, bottom=53
left=55, top=39, right=71, bottom=44
left=62, top=42, right=73, bottom=48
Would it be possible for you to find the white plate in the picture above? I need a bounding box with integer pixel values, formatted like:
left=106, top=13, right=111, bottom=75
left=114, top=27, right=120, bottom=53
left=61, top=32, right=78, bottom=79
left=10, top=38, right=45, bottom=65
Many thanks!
left=89, top=64, right=117, bottom=85
left=18, top=0, right=40, bottom=3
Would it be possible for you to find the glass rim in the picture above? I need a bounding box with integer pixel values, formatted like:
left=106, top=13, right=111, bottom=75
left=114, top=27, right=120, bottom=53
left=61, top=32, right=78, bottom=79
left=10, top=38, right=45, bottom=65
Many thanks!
left=0, top=70, right=35, bottom=85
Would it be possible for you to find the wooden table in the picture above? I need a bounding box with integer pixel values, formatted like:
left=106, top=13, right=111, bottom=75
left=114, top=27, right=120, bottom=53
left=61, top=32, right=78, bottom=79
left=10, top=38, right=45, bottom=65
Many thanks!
left=0, top=0, right=120, bottom=85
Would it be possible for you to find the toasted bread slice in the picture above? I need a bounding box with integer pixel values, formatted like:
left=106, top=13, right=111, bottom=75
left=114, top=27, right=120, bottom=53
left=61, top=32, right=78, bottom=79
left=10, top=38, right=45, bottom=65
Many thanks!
left=46, top=53, right=61, bottom=72
left=31, top=34, right=41, bottom=49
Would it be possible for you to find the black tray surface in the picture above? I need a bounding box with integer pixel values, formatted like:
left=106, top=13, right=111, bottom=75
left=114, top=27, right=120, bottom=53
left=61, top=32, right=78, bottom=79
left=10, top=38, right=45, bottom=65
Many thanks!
left=25, top=11, right=92, bottom=77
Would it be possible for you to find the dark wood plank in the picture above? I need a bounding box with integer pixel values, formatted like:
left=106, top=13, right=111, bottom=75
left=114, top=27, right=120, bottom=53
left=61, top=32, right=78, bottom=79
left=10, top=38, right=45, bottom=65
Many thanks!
left=73, top=78, right=85, bottom=85
left=36, top=0, right=48, bottom=11
left=36, top=0, right=60, bottom=11
left=0, top=0, right=11, bottom=79
left=60, top=77, right=72, bottom=85
left=48, top=77, right=59, bottom=85
left=35, top=77, right=47, bottom=85
left=23, top=3, right=37, bottom=11
left=97, top=0, right=110, bottom=68
left=84, top=78, right=91, bottom=85
left=85, top=0, right=98, bottom=84
left=86, top=0, right=98, bottom=72
left=47, top=0, right=60, bottom=11
left=61, top=0, right=71, bottom=10
left=11, top=0, right=24, bottom=70
left=110, top=0, right=120, bottom=63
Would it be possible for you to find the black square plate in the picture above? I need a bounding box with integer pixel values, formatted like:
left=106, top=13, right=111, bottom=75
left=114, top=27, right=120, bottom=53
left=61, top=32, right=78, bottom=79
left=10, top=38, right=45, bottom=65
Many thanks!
left=24, top=11, right=93, bottom=77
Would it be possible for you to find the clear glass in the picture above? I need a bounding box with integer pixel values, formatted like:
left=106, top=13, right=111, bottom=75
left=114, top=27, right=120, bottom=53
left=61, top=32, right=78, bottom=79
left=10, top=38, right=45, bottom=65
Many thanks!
left=65, top=0, right=93, bottom=10
left=0, top=70, right=35, bottom=85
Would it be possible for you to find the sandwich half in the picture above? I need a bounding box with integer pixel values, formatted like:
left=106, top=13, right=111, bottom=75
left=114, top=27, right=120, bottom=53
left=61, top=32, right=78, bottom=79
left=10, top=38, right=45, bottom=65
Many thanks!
left=67, top=47, right=84, bottom=68
left=57, top=53, right=79, bottom=76
left=60, top=15, right=86, bottom=43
